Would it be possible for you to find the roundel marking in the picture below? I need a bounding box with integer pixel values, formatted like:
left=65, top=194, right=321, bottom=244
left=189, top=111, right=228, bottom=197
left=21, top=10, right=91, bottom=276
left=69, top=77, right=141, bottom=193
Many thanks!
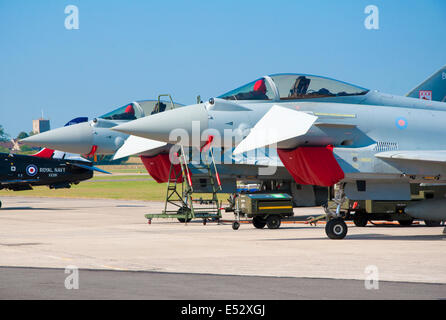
left=26, top=164, right=38, bottom=176
left=395, top=117, right=408, bottom=130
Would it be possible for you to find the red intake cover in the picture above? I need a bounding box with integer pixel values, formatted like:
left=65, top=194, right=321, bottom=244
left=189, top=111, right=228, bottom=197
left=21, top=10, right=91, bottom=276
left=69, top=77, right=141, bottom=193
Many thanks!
left=140, top=153, right=183, bottom=183
left=277, top=146, right=344, bottom=187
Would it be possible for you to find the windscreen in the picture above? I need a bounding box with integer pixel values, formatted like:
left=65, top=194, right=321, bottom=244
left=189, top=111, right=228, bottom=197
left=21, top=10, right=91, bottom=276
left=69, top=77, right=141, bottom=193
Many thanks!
left=218, top=77, right=275, bottom=101
left=100, top=103, right=143, bottom=120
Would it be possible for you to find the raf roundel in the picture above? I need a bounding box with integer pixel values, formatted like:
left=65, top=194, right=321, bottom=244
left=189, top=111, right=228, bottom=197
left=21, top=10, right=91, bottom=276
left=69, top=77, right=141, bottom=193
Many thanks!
left=26, top=164, right=38, bottom=176
left=395, top=117, right=408, bottom=130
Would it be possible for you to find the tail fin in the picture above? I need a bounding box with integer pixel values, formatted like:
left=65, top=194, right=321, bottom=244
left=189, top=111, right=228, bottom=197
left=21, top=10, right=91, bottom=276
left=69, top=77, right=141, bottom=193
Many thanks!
left=406, top=65, right=446, bottom=102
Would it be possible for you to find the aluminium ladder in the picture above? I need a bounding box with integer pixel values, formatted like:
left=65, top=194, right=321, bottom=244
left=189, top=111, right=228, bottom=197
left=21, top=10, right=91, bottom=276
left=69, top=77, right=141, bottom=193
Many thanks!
left=145, top=145, right=222, bottom=224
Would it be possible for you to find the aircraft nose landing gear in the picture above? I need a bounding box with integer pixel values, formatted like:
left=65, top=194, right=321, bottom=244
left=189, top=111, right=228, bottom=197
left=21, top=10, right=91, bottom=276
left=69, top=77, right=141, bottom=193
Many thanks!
left=325, top=218, right=348, bottom=239
left=324, top=183, right=348, bottom=239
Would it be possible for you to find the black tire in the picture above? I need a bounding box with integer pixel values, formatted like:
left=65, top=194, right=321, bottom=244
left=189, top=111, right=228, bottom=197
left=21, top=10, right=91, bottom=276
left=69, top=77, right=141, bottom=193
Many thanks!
left=266, top=215, right=281, bottom=229
left=424, top=220, right=442, bottom=227
left=232, top=221, right=240, bottom=230
left=0, top=200, right=2, bottom=209
left=353, top=212, right=368, bottom=227
left=177, top=207, right=192, bottom=223
left=252, top=216, right=266, bottom=229
left=325, top=218, right=348, bottom=239
left=398, top=219, right=413, bottom=226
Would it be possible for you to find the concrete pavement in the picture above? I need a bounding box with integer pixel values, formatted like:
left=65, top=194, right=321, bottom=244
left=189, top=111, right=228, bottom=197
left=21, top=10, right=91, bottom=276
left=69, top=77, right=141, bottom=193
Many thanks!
left=0, top=196, right=445, bottom=299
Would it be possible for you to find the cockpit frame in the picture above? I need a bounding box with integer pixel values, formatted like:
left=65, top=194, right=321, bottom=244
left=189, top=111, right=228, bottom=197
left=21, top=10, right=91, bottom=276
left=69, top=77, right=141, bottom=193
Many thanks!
left=217, top=73, right=369, bottom=102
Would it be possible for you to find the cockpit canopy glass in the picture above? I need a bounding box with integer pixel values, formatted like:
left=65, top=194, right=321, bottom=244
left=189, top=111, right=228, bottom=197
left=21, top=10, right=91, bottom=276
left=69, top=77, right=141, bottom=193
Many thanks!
left=100, top=103, right=143, bottom=120
left=99, top=99, right=183, bottom=121
left=218, top=77, right=275, bottom=101
left=270, top=74, right=369, bottom=100
left=137, top=100, right=182, bottom=116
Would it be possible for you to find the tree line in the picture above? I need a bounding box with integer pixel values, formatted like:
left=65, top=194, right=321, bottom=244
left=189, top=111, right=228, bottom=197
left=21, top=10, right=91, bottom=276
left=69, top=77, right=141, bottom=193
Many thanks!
left=0, top=125, right=36, bottom=153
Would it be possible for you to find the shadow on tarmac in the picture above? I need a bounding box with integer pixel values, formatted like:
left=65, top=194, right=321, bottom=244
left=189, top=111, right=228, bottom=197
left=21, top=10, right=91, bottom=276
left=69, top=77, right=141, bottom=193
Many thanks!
left=266, top=233, right=446, bottom=241
left=0, top=207, right=74, bottom=211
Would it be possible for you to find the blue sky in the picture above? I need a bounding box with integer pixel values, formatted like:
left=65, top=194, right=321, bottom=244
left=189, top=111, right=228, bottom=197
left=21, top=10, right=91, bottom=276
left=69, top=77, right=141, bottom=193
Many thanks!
left=1, top=0, right=445, bottom=137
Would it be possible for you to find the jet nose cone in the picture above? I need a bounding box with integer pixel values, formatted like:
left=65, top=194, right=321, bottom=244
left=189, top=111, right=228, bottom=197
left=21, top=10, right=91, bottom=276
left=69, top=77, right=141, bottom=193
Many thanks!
left=112, top=104, right=209, bottom=146
left=21, top=122, right=94, bottom=154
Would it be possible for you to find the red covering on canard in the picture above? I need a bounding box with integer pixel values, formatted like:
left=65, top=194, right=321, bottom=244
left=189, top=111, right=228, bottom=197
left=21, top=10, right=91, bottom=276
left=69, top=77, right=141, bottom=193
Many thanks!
left=277, top=146, right=344, bottom=187
left=140, top=153, right=183, bottom=183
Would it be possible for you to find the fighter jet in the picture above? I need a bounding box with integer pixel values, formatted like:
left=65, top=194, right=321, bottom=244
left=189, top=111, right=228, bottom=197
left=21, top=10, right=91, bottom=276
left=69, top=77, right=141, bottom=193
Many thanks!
left=112, top=65, right=446, bottom=238
left=21, top=98, right=329, bottom=206
left=0, top=148, right=109, bottom=208
left=21, top=99, right=182, bottom=157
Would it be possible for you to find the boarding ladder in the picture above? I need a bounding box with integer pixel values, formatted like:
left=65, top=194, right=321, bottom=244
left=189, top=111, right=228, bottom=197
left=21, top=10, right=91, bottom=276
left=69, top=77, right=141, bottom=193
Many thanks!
left=145, top=142, right=222, bottom=224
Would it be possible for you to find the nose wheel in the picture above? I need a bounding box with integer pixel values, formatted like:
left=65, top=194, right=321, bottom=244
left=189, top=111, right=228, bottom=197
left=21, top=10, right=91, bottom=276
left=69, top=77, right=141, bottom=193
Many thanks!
left=325, top=218, right=348, bottom=239
left=324, top=183, right=348, bottom=239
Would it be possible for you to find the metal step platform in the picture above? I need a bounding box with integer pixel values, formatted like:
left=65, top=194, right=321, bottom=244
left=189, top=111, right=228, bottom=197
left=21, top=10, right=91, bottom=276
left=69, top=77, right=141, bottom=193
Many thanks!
left=145, top=144, right=222, bottom=224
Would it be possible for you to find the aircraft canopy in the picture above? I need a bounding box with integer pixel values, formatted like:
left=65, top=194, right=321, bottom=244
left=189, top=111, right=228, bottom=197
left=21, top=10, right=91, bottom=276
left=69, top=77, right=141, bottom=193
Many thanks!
left=100, top=103, right=142, bottom=120
left=218, top=74, right=369, bottom=101
left=218, top=78, right=276, bottom=101
left=100, top=100, right=183, bottom=120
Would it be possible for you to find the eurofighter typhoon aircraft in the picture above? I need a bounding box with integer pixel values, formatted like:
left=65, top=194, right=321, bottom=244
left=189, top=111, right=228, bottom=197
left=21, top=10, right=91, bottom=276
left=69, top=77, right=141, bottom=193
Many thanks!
left=22, top=100, right=183, bottom=158
left=22, top=99, right=329, bottom=206
left=110, top=65, right=446, bottom=239
left=22, top=100, right=190, bottom=182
